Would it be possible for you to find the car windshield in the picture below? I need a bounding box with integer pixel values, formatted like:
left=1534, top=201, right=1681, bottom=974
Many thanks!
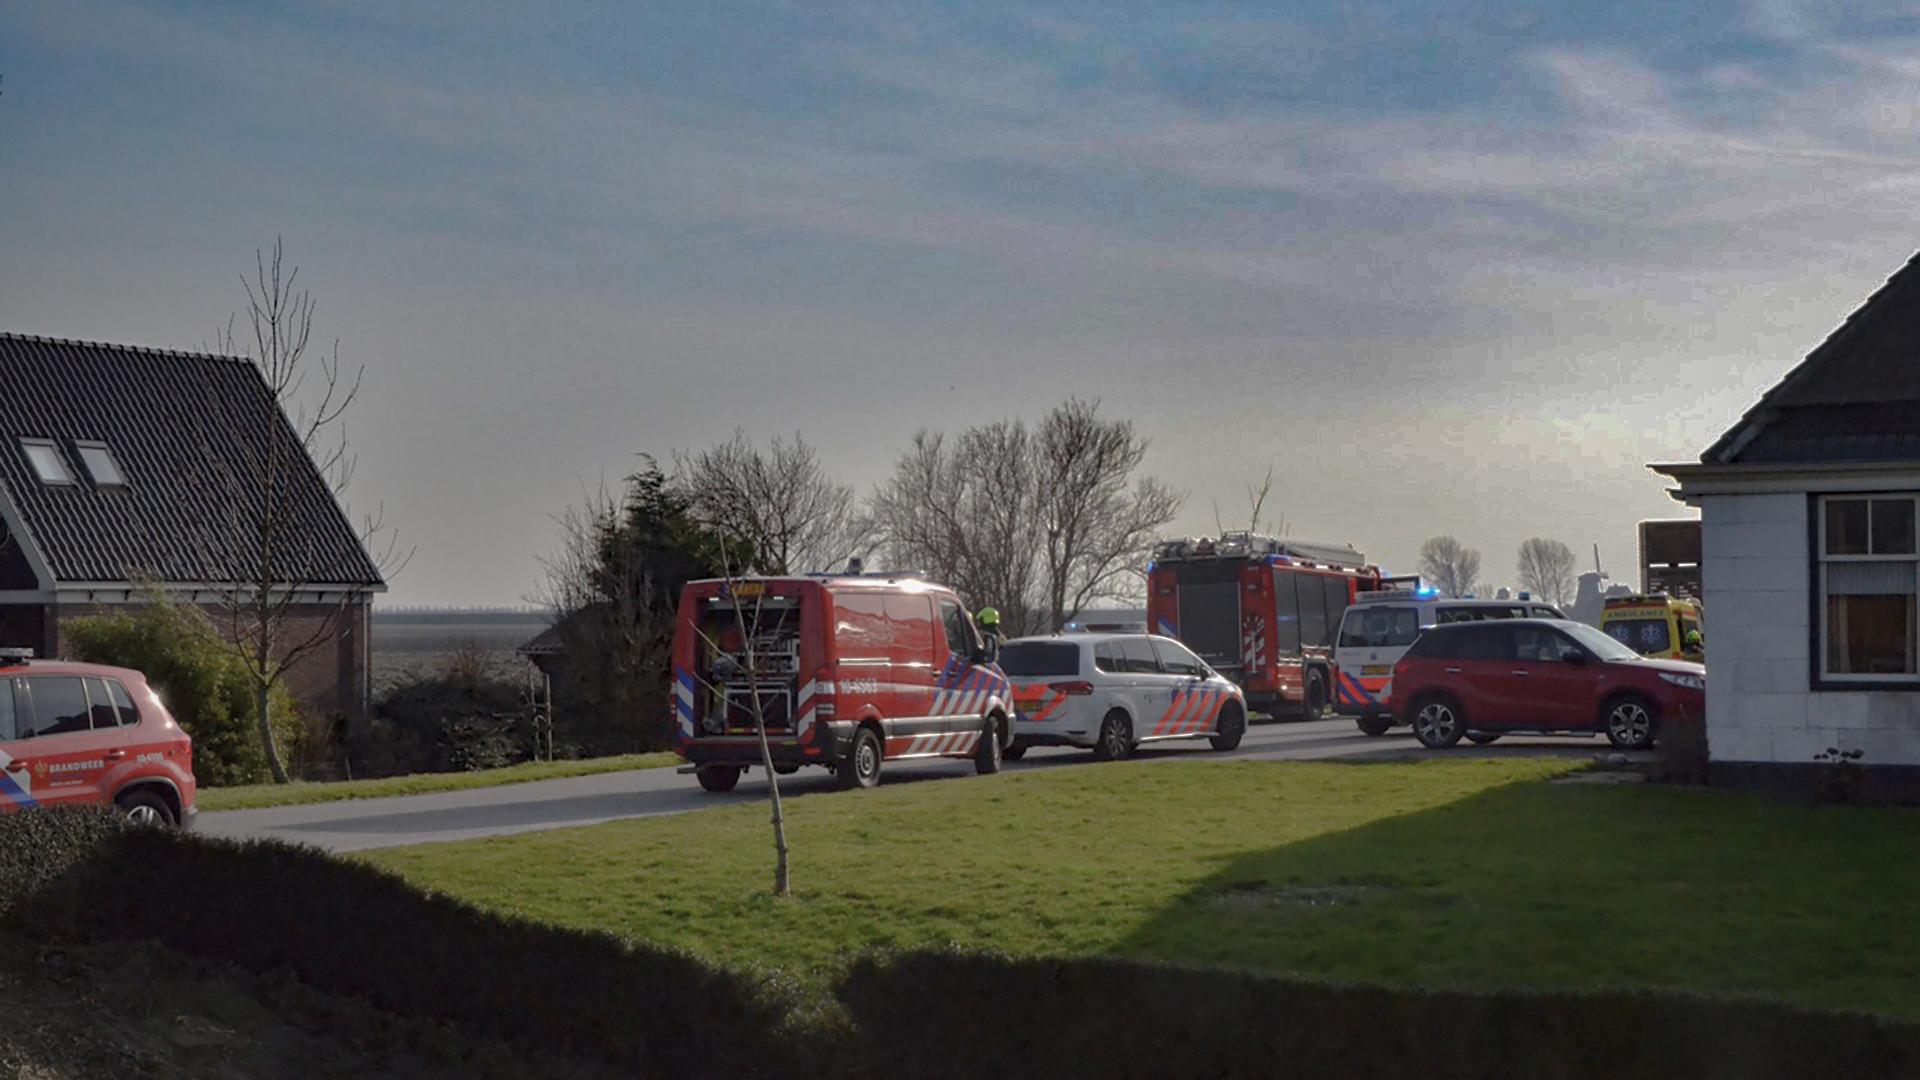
left=997, top=641, right=1081, bottom=677
left=1560, top=621, right=1644, bottom=662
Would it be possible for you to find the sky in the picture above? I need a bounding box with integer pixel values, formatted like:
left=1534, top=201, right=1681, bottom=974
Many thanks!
left=4, top=0, right=1919, bottom=609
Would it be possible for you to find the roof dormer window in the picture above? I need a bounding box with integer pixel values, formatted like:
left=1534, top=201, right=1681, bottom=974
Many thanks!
left=20, top=439, right=75, bottom=485
left=75, top=441, right=127, bottom=487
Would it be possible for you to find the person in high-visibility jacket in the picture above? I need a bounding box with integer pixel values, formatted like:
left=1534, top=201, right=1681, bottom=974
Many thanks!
left=976, top=606, right=1003, bottom=662
left=1683, top=627, right=1704, bottom=659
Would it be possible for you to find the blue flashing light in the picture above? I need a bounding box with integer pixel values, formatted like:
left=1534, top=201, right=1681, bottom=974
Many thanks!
left=1417, top=587, right=1438, bottom=597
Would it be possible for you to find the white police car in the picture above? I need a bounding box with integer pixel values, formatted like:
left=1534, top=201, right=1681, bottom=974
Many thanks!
left=998, top=632, right=1246, bottom=761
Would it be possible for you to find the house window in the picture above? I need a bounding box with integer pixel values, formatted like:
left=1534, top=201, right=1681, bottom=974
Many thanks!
left=74, top=442, right=127, bottom=487
left=1819, top=496, right=1918, bottom=679
left=19, top=440, right=74, bottom=485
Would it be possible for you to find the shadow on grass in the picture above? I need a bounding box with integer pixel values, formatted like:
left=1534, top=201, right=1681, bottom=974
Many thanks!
left=1113, top=778, right=1920, bottom=1021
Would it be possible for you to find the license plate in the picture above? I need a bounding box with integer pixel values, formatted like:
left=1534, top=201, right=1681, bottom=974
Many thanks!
left=1362, top=665, right=1390, bottom=676
left=727, top=581, right=765, bottom=597
left=1014, top=697, right=1044, bottom=712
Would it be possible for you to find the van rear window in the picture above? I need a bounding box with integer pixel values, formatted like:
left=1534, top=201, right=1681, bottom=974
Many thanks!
left=998, top=642, right=1082, bottom=677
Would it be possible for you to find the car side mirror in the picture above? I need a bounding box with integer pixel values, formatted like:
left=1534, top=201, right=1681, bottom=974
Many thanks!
left=1560, top=648, right=1587, bottom=665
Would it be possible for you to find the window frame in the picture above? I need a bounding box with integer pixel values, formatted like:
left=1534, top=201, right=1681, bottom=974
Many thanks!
left=1814, top=493, right=1920, bottom=688
left=73, top=441, right=128, bottom=487
left=19, top=439, right=75, bottom=486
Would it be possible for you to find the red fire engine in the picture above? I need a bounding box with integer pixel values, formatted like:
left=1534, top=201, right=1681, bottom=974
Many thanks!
left=1145, top=532, right=1382, bottom=719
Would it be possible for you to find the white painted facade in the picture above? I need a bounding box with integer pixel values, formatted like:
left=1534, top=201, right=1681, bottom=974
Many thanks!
left=1657, top=463, right=1920, bottom=770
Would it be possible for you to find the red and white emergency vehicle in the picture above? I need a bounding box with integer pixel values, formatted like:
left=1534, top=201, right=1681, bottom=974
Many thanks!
left=671, top=573, right=1013, bottom=792
left=1145, top=532, right=1382, bottom=719
left=1, top=653, right=197, bottom=828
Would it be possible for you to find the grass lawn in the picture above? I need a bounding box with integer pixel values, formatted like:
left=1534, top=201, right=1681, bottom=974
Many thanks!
left=357, top=756, right=1920, bottom=1020
left=195, top=752, right=682, bottom=811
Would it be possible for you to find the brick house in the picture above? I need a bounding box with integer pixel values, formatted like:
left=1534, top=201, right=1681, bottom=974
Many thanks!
left=1651, top=252, right=1920, bottom=798
left=0, top=333, right=386, bottom=725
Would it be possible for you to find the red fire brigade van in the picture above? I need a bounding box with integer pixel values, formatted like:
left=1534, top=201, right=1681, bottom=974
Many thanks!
left=1145, top=533, right=1382, bottom=719
left=671, top=573, right=1013, bottom=792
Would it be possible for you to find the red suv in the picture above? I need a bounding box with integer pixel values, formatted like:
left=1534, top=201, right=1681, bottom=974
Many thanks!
left=0, top=657, right=197, bottom=827
left=1388, top=618, right=1704, bottom=750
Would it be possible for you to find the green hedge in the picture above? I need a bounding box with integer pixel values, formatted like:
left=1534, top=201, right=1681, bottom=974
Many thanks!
left=837, top=949, right=1920, bottom=1080
left=5, top=822, right=810, bottom=1078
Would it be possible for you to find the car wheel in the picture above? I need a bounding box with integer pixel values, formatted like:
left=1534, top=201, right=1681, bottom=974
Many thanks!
left=1603, top=695, right=1657, bottom=750
left=696, top=765, right=742, bottom=793
left=1356, top=714, right=1392, bottom=737
left=840, top=727, right=883, bottom=790
left=1092, top=710, right=1134, bottom=762
left=1003, top=742, right=1029, bottom=761
left=975, top=716, right=1004, bottom=775
left=1210, top=702, right=1246, bottom=751
left=1298, top=670, right=1328, bottom=722
left=1411, top=696, right=1467, bottom=749
left=116, top=789, right=176, bottom=828
left=1465, top=731, right=1502, bottom=745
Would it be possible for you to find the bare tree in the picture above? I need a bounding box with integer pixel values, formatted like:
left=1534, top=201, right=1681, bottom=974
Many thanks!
left=674, top=430, right=870, bottom=575
left=1516, top=537, right=1578, bottom=606
left=1034, top=399, right=1182, bottom=631
left=1417, top=535, right=1482, bottom=598
left=868, top=401, right=1180, bottom=635
left=868, top=423, right=1043, bottom=635
left=210, top=238, right=401, bottom=783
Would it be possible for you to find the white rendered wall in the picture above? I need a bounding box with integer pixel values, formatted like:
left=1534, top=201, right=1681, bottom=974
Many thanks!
left=1702, top=491, right=1920, bottom=767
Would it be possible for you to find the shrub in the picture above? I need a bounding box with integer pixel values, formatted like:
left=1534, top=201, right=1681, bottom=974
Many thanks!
left=9, top=828, right=806, bottom=1077
left=65, top=595, right=303, bottom=787
left=0, top=806, right=127, bottom=922
left=371, top=653, right=530, bottom=775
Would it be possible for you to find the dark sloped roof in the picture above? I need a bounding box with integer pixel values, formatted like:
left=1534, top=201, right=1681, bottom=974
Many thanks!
left=1705, top=251, right=1920, bottom=464
left=0, top=334, right=385, bottom=589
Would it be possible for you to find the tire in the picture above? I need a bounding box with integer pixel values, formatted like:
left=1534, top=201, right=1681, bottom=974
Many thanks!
left=1092, top=710, right=1134, bottom=762
left=1210, top=702, right=1246, bottom=751
left=1603, top=695, right=1657, bottom=750
left=1355, top=714, right=1392, bottom=737
left=696, top=765, right=742, bottom=793
left=1298, top=670, right=1328, bottom=722
left=1003, top=742, right=1029, bottom=761
left=1465, top=731, right=1502, bottom=745
left=975, top=716, right=1004, bottom=775
left=115, top=789, right=176, bottom=828
left=839, top=726, right=883, bottom=790
left=1410, top=695, right=1467, bottom=749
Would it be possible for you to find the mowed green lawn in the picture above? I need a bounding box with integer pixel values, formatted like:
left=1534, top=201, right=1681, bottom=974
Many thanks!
left=358, top=758, right=1920, bottom=1021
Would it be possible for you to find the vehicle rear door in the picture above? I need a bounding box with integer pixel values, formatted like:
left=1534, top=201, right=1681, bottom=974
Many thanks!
left=1442, top=623, right=1523, bottom=728
left=4, top=675, right=137, bottom=811
left=1112, top=636, right=1168, bottom=735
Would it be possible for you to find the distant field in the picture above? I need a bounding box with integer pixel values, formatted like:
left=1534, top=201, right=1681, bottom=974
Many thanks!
left=371, top=608, right=552, bottom=690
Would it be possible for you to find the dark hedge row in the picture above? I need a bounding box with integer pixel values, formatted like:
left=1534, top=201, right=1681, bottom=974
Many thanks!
left=837, top=948, right=1920, bottom=1080
left=5, top=808, right=1917, bottom=1080
left=4, top=811, right=813, bottom=1079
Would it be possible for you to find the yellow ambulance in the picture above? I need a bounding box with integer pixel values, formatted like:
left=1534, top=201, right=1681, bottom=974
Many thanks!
left=1599, top=594, right=1704, bottom=661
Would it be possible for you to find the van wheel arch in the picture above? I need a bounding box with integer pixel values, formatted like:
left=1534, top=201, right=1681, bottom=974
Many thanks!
left=839, top=723, right=885, bottom=790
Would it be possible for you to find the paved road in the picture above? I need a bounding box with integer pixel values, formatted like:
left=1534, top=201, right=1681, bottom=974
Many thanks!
left=196, top=718, right=1645, bottom=853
